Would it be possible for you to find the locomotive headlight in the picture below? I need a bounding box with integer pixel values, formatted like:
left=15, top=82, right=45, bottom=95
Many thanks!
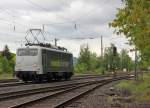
left=33, top=63, right=38, bottom=67
left=16, top=63, right=21, bottom=69
left=15, top=64, right=22, bottom=71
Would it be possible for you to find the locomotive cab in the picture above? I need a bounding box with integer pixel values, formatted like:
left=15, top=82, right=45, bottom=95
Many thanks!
left=15, top=47, right=42, bottom=81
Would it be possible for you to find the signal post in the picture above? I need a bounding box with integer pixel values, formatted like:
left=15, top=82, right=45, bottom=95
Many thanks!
left=112, top=46, right=117, bottom=77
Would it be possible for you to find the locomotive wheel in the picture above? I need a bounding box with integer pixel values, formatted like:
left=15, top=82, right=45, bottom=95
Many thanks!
left=33, top=75, right=42, bottom=83
left=22, top=74, right=28, bottom=83
left=46, top=73, right=52, bottom=82
left=22, top=78, right=28, bottom=83
left=64, top=73, right=68, bottom=80
left=64, top=73, right=71, bottom=80
left=56, top=76, right=62, bottom=81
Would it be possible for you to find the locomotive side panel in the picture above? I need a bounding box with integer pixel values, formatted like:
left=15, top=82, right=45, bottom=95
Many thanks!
left=61, top=53, right=73, bottom=72
left=42, top=49, right=73, bottom=73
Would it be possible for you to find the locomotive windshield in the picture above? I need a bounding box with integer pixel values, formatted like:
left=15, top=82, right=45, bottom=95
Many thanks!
left=17, top=48, right=38, bottom=56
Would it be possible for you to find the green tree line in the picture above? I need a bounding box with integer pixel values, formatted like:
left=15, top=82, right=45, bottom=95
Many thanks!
left=110, top=0, right=150, bottom=68
left=0, top=45, right=16, bottom=74
left=0, top=44, right=134, bottom=76
left=74, top=44, right=134, bottom=74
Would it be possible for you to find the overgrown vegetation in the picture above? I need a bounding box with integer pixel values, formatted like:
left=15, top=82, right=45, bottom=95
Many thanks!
left=74, top=44, right=134, bottom=74
left=110, top=0, right=150, bottom=68
left=116, top=73, right=150, bottom=102
left=0, top=45, right=15, bottom=79
left=109, top=0, right=150, bottom=102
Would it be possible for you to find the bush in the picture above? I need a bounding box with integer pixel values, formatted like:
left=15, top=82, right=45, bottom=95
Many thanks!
left=1, top=57, right=12, bottom=73
left=115, top=73, right=150, bottom=102
left=74, top=63, right=88, bottom=74
left=94, top=67, right=105, bottom=75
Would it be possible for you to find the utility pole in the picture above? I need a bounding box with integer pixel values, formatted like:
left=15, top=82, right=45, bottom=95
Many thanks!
left=54, top=38, right=59, bottom=46
left=121, top=52, right=123, bottom=71
left=112, top=46, right=117, bottom=77
left=42, top=25, right=45, bottom=31
left=100, top=35, right=104, bottom=74
left=130, top=48, right=138, bottom=80
left=101, top=35, right=103, bottom=57
left=135, top=49, right=138, bottom=80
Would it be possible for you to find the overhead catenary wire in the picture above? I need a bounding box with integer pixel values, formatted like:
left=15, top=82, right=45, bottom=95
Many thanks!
left=0, top=0, right=128, bottom=57
left=0, top=0, right=108, bottom=28
left=0, top=0, right=107, bottom=35
left=25, top=0, right=108, bottom=31
left=0, top=16, right=30, bottom=32
left=44, top=30, right=100, bottom=39
left=0, top=0, right=111, bottom=44
left=0, top=7, right=17, bottom=31
left=0, top=7, right=33, bottom=31
left=25, top=0, right=50, bottom=12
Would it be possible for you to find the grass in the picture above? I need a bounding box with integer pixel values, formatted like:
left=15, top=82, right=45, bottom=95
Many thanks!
left=74, top=70, right=104, bottom=76
left=0, top=72, right=14, bottom=79
left=74, top=71, right=100, bottom=76
left=115, top=72, right=150, bottom=102
left=74, top=67, right=106, bottom=76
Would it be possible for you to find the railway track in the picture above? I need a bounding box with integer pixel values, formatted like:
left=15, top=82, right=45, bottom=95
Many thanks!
left=0, top=79, right=18, bottom=83
left=0, top=75, right=130, bottom=108
left=0, top=79, right=100, bottom=101
left=0, top=72, right=131, bottom=85
left=0, top=74, right=120, bottom=96
left=0, top=75, right=93, bottom=88
left=0, top=74, right=101, bottom=84
left=0, top=75, right=112, bottom=98
left=0, top=74, right=112, bottom=88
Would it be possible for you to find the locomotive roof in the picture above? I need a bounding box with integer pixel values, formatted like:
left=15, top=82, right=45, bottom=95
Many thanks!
left=18, top=46, right=72, bottom=55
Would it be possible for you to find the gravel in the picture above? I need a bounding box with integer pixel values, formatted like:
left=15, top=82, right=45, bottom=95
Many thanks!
left=64, top=81, right=118, bottom=108
left=64, top=80, right=150, bottom=108
left=0, top=77, right=104, bottom=95
left=19, top=84, right=99, bottom=108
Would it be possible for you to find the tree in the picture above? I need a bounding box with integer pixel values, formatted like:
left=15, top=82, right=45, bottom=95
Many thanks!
left=120, top=49, right=134, bottom=71
left=75, top=44, right=100, bottom=74
left=75, top=44, right=134, bottom=74
left=89, top=53, right=98, bottom=70
left=103, top=44, right=121, bottom=72
left=9, top=53, right=16, bottom=71
left=78, top=44, right=91, bottom=70
left=1, top=57, right=12, bottom=73
left=74, top=63, right=88, bottom=74
left=2, top=45, right=12, bottom=60
left=0, top=45, right=16, bottom=74
left=110, top=0, right=150, bottom=66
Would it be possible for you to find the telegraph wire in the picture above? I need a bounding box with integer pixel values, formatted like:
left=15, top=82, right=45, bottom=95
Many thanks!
left=25, top=0, right=50, bottom=12
left=0, top=7, right=31, bottom=31
left=0, top=0, right=107, bottom=34
left=0, top=0, right=109, bottom=39
left=25, top=0, right=107, bottom=30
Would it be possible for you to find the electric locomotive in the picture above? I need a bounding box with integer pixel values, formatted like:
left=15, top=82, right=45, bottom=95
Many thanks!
left=15, top=43, right=73, bottom=82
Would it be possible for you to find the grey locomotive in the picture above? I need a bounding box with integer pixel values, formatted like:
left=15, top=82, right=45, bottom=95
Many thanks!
left=15, top=43, right=73, bottom=82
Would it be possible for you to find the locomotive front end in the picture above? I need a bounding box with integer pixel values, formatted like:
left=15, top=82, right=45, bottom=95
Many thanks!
left=15, top=47, right=41, bottom=81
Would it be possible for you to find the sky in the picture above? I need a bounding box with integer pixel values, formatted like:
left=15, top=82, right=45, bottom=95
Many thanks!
left=0, top=0, right=134, bottom=58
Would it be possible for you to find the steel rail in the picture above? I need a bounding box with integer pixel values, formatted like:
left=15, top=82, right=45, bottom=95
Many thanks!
left=0, top=79, right=107, bottom=108
left=0, top=75, right=107, bottom=88
left=0, top=77, right=109, bottom=101
left=8, top=76, right=129, bottom=108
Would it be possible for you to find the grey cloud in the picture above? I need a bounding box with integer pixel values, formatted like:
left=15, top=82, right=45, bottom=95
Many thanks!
left=0, top=0, right=71, bottom=12
left=0, top=0, right=129, bottom=57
